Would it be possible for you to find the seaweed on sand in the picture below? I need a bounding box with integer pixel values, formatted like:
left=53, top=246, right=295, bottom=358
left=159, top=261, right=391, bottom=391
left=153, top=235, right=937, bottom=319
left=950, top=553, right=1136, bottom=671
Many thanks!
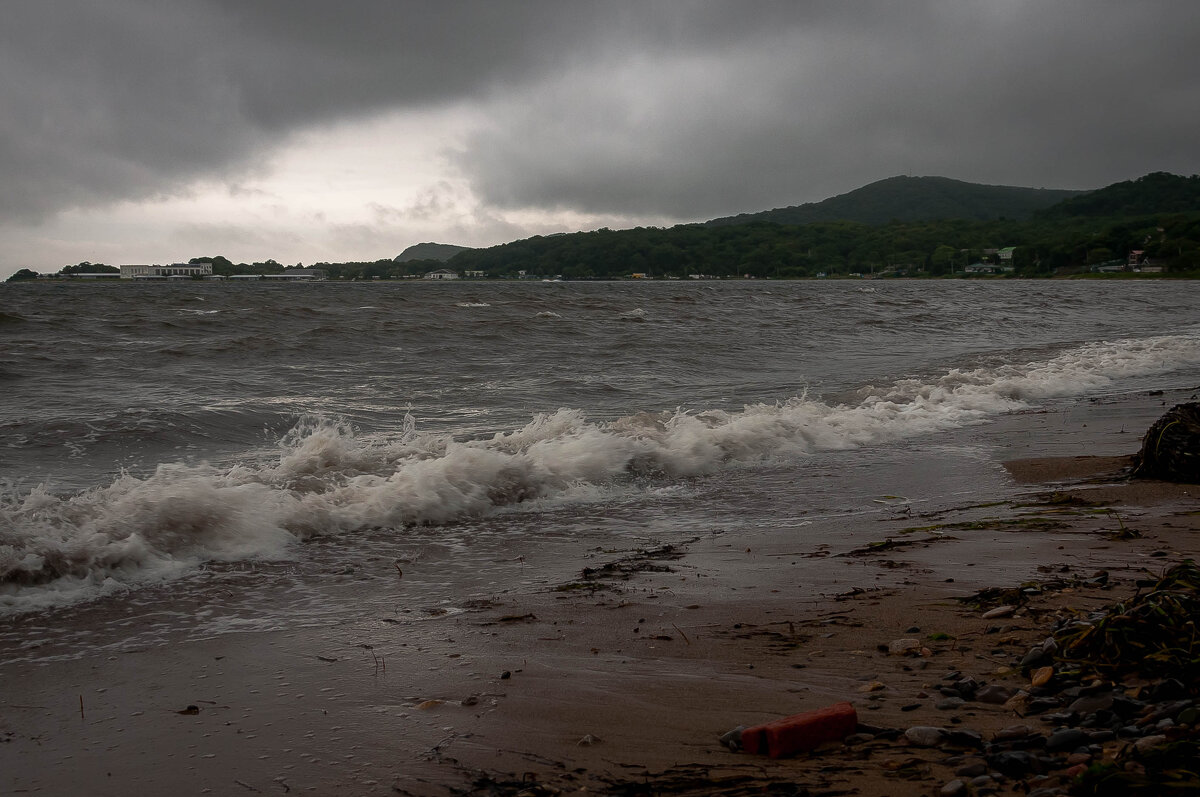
left=1054, top=560, right=1200, bottom=685
left=1071, top=739, right=1200, bottom=797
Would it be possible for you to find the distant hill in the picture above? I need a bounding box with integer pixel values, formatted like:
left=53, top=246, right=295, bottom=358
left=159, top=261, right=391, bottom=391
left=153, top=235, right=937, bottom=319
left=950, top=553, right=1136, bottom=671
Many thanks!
left=1036, top=172, right=1200, bottom=219
left=706, top=176, right=1085, bottom=227
left=394, top=242, right=471, bottom=262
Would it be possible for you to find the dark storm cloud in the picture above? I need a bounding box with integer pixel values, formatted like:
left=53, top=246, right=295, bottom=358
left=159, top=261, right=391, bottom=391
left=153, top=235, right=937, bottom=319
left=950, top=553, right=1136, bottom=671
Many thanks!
left=458, top=2, right=1200, bottom=218
left=3, top=1, right=1199, bottom=226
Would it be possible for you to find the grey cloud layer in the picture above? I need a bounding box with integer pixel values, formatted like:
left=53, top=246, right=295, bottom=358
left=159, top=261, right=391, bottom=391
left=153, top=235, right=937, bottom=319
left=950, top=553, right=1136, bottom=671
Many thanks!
left=3, top=1, right=1199, bottom=225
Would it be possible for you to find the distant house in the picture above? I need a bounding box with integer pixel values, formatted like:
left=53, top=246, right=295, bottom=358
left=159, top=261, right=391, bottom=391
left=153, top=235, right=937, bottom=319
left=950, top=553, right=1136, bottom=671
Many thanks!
left=1128, top=250, right=1145, bottom=268
left=424, top=269, right=459, bottom=280
left=964, top=263, right=998, bottom=275
left=463, top=270, right=485, bottom=278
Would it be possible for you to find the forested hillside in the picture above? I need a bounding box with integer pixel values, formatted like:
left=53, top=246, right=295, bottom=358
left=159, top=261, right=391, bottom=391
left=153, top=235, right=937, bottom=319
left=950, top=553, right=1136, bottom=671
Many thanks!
left=706, top=176, right=1083, bottom=227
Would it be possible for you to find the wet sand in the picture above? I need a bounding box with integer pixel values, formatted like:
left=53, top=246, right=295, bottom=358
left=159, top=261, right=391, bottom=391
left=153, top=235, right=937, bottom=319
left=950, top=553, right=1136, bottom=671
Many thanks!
left=3, top=450, right=1196, bottom=796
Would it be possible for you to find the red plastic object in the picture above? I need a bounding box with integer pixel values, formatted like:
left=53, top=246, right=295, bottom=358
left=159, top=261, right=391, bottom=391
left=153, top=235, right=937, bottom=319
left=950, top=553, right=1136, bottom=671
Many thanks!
left=740, top=702, right=858, bottom=758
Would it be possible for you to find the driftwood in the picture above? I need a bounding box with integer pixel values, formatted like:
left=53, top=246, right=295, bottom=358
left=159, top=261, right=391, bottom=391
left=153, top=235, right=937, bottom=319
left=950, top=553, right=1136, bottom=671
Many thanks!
left=1131, top=402, right=1200, bottom=483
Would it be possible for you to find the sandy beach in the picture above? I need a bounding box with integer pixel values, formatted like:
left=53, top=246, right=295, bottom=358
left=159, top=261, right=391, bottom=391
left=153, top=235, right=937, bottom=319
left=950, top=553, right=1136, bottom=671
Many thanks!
left=3, top=441, right=1196, bottom=796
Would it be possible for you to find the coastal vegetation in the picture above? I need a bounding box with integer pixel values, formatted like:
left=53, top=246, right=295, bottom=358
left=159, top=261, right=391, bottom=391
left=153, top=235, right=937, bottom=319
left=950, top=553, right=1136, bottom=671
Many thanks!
left=8, top=173, right=1200, bottom=282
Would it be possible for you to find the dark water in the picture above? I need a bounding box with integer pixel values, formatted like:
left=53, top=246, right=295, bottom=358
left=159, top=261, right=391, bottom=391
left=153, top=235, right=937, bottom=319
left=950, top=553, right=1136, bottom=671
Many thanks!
left=2, top=280, right=1199, bottom=648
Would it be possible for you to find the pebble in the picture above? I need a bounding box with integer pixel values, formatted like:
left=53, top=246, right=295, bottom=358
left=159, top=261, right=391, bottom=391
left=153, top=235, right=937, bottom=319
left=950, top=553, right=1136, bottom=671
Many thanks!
left=993, top=723, right=1037, bottom=742
left=1068, top=693, right=1113, bottom=715
left=1134, top=734, right=1168, bottom=752
left=988, top=750, right=1039, bottom=777
left=981, top=605, right=1016, bottom=619
left=1045, top=728, right=1089, bottom=752
left=888, top=638, right=922, bottom=655
left=976, top=684, right=1017, bottom=704
left=955, top=760, right=988, bottom=778
left=937, top=697, right=965, bottom=710
left=1031, top=666, right=1054, bottom=687
left=939, top=779, right=967, bottom=796
left=904, top=726, right=946, bottom=747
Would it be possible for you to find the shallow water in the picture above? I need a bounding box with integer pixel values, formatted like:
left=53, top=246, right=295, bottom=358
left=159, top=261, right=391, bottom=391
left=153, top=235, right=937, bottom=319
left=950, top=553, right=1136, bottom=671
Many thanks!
left=2, top=279, right=1199, bottom=657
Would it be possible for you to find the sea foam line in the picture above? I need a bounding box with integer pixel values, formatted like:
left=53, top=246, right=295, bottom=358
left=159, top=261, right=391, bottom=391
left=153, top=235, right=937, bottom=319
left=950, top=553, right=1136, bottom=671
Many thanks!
left=2, top=332, right=1198, bottom=611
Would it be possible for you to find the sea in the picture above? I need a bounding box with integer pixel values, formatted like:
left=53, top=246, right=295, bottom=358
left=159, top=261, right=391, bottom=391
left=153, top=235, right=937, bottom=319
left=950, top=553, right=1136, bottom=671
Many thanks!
left=2, top=279, right=1199, bottom=663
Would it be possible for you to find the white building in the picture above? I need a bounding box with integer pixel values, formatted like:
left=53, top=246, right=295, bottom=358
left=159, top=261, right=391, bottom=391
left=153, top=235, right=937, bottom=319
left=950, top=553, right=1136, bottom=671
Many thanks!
left=423, top=269, right=460, bottom=280
left=121, top=263, right=213, bottom=279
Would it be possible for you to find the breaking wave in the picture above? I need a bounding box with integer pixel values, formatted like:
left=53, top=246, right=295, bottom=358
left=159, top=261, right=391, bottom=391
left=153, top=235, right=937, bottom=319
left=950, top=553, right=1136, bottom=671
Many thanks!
left=2, top=332, right=1198, bottom=612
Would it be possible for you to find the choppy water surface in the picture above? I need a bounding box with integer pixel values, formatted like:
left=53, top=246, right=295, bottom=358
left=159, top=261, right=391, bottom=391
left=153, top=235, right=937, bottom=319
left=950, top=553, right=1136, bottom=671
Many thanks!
left=2, top=279, right=1199, bottom=654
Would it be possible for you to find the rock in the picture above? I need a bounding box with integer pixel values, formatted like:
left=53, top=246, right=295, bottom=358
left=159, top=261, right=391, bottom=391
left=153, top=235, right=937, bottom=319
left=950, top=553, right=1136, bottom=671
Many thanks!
left=976, top=684, right=1017, bottom=704
left=1031, top=666, right=1054, bottom=687
left=904, top=726, right=947, bottom=747
left=994, top=723, right=1037, bottom=742
left=982, top=605, right=1017, bottom=619
left=953, top=677, right=980, bottom=699
left=1066, top=752, right=1092, bottom=765
left=938, top=697, right=966, bottom=710
left=1131, top=402, right=1200, bottom=483
left=1045, top=728, right=1090, bottom=752
left=1069, top=693, right=1114, bottom=715
left=988, top=750, right=1040, bottom=777
left=1026, top=697, right=1063, bottom=714
left=1134, top=734, right=1168, bottom=752
left=1020, top=647, right=1047, bottom=667
left=955, top=759, right=989, bottom=778
left=858, top=680, right=887, bottom=693
left=940, top=779, right=967, bottom=796
left=888, top=638, right=922, bottom=655
left=970, top=775, right=994, bottom=788
left=946, top=729, right=984, bottom=748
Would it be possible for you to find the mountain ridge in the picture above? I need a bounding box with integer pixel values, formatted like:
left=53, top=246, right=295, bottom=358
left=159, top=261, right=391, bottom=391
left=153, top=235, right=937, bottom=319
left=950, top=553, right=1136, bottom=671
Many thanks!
left=704, top=175, right=1086, bottom=227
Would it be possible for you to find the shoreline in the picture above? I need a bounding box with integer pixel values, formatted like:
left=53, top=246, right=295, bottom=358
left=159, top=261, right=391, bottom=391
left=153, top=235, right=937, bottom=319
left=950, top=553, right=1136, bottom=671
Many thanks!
left=3, top=451, right=1196, bottom=795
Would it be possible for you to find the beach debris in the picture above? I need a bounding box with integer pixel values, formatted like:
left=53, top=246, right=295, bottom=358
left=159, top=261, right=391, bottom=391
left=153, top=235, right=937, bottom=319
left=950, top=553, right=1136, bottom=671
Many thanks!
left=981, top=604, right=1017, bottom=619
left=737, top=702, right=857, bottom=758
left=416, top=699, right=444, bottom=710
left=1031, top=665, right=1055, bottom=687
left=576, top=733, right=600, bottom=746
left=578, top=543, right=685, bottom=582
left=1131, top=402, right=1200, bottom=483
left=1051, top=560, right=1200, bottom=683
left=177, top=704, right=200, bottom=715
left=717, top=725, right=745, bottom=752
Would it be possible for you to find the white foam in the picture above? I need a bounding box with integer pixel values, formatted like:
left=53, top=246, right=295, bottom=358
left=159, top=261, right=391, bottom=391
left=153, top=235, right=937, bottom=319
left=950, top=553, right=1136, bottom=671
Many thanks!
left=3, top=332, right=1198, bottom=611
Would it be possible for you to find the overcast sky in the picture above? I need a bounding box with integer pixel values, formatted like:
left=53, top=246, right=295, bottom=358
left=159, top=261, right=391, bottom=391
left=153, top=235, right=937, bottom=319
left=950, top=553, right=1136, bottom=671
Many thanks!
left=3, top=1, right=1199, bottom=277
